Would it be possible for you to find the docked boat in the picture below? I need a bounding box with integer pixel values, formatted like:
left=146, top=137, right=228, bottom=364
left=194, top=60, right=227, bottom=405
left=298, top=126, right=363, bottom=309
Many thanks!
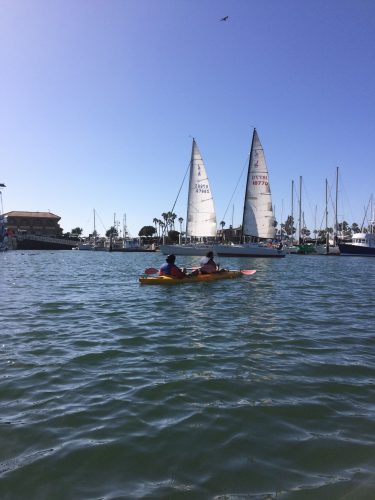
left=339, top=202, right=375, bottom=256
left=338, top=232, right=375, bottom=256
left=315, top=243, right=340, bottom=255
left=214, top=129, right=285, bottom=258
left=139, top=269, right=255, bottom=285
left=160, top=139, right=217, bottom=256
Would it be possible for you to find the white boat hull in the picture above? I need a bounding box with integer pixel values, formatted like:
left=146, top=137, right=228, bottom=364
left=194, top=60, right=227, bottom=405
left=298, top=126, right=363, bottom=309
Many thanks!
left=338, top=243, right=375, bottom=256
left=160, top=244, right=214, bottom=256
left=213, top=243, right=285, bottom=258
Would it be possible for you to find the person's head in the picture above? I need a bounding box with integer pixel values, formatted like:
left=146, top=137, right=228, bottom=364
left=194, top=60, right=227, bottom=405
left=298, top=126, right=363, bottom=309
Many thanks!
left=206, top=251, right=214, bottom=259
left=166, top=254, right=176, bottom=264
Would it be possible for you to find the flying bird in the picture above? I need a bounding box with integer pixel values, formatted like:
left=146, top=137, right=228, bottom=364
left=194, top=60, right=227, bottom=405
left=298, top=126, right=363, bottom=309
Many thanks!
left=220, top=16, right=228, bottom=21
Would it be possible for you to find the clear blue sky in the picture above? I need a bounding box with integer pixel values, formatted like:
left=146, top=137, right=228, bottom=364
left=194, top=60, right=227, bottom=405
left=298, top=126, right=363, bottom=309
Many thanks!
left=1, top=0, right=374, bottom=237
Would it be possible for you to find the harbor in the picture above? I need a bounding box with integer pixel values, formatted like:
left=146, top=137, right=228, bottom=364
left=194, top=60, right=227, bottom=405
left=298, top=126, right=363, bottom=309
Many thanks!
left=1, top=1, right=375, bottom=498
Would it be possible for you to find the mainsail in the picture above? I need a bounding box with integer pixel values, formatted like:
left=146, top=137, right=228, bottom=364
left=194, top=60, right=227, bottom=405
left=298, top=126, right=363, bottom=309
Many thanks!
left=242, top=129, right=276, bottom=239
left=186, top=139, right=217, bottom=238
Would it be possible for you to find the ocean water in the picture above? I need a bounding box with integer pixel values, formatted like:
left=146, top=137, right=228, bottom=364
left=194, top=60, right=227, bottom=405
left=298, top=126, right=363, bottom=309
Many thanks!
left=0, top=250, right=374, bottom=499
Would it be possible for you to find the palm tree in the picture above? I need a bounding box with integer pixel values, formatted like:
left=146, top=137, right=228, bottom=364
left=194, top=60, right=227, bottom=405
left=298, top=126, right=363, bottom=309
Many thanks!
left=159, top=221, right=165, bottom=240
left=170, top=212, right=177, bottom=230
left=220, top=220, right=225, bottom=241
left=153, top=217, right=160, bottom=242
left=351, top=222, right=360, bottom=234
left=178, top=217, right=184, bottom=244
left=161, top=212, right=168, bottom=234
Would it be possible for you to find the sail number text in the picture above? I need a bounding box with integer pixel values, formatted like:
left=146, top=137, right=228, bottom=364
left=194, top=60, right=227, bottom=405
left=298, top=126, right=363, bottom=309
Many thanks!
left=251, top=175, right=268, bottom=186
left=194, top=183, right=210, bottom=193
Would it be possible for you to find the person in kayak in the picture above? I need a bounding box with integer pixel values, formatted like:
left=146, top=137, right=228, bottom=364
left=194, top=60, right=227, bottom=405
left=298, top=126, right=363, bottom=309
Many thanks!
left=199, top=251, right=218, bottom=274
left=159, top=254, right=186, bottom=278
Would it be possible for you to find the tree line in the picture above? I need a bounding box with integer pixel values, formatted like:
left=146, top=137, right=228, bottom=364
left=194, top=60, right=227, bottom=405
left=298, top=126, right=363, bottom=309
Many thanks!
left=64, top=215, right=367, bottom=243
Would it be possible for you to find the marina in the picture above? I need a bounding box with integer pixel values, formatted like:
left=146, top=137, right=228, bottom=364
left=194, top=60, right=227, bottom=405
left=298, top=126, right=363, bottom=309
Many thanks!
left=1, top=1, right=375, bottom=498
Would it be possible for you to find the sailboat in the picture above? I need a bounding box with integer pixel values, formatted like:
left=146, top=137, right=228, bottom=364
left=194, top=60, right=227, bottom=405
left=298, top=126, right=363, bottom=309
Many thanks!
left=315, top=169, right=340, bottom=255
left=77, top=209, right=106, bottom=250
left=213, top=129, right=285, bottom=257
left=160, top=139, right=217, bottom=256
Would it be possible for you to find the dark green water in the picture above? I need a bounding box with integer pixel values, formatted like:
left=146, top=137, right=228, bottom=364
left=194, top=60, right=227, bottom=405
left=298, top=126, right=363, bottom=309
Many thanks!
left=0, top=251, right=374, bottom=499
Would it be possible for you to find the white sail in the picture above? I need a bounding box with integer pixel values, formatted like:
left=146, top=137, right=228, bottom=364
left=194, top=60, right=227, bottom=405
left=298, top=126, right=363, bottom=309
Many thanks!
left=186, top=139, right=217, bottom=238
left=242, top=129, right=276, bottom=239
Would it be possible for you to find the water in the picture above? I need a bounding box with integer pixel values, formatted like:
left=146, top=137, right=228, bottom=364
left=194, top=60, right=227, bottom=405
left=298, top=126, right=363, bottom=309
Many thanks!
left=0, top=251, right=374, bottom=499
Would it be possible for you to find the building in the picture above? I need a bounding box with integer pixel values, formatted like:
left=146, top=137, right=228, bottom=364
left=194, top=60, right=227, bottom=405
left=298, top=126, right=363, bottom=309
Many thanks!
left=1, top=211, right=78, bottom=250
left=3, top=211, right=64, bottom=237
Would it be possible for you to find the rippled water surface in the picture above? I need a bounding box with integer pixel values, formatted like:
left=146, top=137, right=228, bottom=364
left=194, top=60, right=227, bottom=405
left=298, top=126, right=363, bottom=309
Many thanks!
left=0, top=251, right=374, bottom=499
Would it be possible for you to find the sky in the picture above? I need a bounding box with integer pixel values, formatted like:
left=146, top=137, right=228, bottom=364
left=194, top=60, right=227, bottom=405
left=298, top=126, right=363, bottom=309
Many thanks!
left=1, top=0, right=375, bottom=237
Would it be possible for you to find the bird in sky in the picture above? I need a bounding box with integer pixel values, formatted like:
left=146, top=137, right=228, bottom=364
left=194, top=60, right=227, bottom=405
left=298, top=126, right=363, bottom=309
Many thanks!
left=220, top=16, right=229, bottom=21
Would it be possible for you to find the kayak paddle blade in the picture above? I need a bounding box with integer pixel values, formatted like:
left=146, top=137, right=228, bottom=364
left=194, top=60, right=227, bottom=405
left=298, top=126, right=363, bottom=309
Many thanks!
left=144, top=268, right=159, bottom=275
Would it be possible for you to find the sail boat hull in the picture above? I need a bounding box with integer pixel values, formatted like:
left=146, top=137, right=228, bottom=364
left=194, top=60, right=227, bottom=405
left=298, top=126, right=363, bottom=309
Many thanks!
left=160, top=243, right=214, bottom=256
left=213, top=243, right=285, bottom=257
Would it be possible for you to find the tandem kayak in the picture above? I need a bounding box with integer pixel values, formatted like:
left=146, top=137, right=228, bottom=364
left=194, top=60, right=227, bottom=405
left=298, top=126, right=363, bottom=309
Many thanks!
left=139, top=270, right=255, bottom=285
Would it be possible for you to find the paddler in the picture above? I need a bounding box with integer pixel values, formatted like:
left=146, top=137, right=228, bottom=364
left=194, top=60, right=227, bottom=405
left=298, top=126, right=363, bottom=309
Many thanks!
left=159, top=254, right=186, bottom=279
left=199, top=251, right=218, bottom=274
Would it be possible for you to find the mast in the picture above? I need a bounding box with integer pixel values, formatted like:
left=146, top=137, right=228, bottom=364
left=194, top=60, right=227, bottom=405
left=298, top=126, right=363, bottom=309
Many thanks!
left=334, top=166, right=339, bottom=245
left=291, top=179, right=294, bottom=240
left=314, top=204, right=317, bottom=246
left=325, top=178, right=329, bottom=253
left=298, top=176, right=302, bottom=244
left=185, top=144, right=193, bottom=241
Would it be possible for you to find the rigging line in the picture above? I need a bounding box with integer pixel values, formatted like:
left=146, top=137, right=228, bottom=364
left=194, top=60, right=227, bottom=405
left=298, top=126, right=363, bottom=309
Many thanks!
left=161, top=159, right=191, bottom=237
left=95, top=210, right=107, bottom=232
left=221, top=156, right=248, bottom=223
left=300, top=178, right=318, bottom=226
left=170, top=159, right=191, bottom=215
left=360, top=196, right=372, bottom=231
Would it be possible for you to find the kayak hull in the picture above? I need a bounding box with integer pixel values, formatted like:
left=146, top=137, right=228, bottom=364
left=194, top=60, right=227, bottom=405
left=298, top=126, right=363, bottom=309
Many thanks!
left=139, top=270, right=242, bottom=285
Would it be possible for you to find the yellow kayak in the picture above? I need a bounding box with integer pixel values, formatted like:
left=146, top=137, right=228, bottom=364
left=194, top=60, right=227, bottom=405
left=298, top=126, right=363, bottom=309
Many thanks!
left=139, top=270, right=243, bottom=285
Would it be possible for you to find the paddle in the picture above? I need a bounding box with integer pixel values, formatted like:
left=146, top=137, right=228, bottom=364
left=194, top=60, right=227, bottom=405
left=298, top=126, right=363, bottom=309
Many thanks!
left=144, top=267, right=159, bottom=274
left=144, top=267, right=256, bottom=276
